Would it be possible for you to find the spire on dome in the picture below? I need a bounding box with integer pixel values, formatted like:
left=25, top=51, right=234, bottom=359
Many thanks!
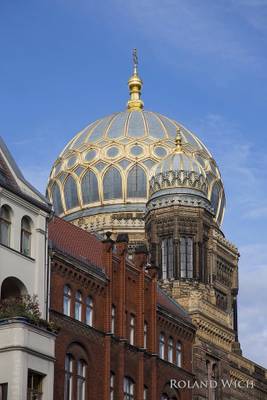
left=175, top=127, right=183, bottom=152
left=127, top=48, right=144, bottom=111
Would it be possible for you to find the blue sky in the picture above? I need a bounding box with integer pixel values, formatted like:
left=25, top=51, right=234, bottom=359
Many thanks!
left=1, top=0, right=267, bottom=365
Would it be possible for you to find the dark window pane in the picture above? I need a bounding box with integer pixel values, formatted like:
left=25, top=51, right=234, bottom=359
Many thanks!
left=103, top=167, right=122, bottom=200
left=81, top=170, right=99, bottom=204
left=127, top=165, right=147, bottom=198
left=64, top=176, right=79, bottom=209
left=52, top=183, right=64, bottom=215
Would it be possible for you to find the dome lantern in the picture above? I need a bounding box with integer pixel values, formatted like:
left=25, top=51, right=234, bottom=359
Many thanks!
left=127, top=49, right=144, bottom=111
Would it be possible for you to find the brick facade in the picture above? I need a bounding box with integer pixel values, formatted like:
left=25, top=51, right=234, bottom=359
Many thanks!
left=49, top=217, right=196, bottom=400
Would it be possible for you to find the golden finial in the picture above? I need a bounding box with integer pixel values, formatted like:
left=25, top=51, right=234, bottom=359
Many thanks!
left=175, top=127, right=183, bottom=152
left=127, top=48, right=144, bottom=111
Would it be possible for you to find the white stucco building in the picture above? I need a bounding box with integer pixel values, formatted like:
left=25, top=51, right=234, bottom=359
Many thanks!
left=0, top=137, right=55, bottom=400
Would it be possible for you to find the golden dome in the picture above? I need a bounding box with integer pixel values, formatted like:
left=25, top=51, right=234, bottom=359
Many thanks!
left=47, top=52, right=225, bottom=239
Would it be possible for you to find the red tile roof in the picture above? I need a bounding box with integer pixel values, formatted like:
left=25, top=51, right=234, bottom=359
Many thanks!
left=48, top=216, right=104, bottom=269
left=157, top=286, right=191, bottom=322
left=48, top=216, right=191, bottom=323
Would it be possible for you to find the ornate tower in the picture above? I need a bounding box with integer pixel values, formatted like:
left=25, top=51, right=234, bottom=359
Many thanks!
left=145, top=129, right=242, bottom=398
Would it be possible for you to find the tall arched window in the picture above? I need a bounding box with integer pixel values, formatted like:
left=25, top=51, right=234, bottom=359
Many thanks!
left=176, top=341, right=182, bottom=367
left=75, top=291, right=83, bottom=321
left=180, top=237, right=193, bottom=278
left=168, top=337, right=174, bottom=363
left=159, top=333, right=165, bottom=359
left=129, top=314, right=135, bottom=345
left=111, top=305, right=116, bottom=334
left=77, top=359, right=86, bottom=400
left=86, top=296, right=93, bottom=326
left=64, top=354, right=73, bottom=400
left=127, top=165, right=147, bottom=198
left=161, top=238, right=174, bottom=280
left=144, top=321, right=148, bottom=349
left=210, top=182, right=220, bottom=214
left=0, top=205, right=11, bottom=247
left=63, top=285, right=71, bottom=316
left=144, top=386, right=148, bottom=400
left=124, top=377, right=134, bottom=400
left=110, top=372, right=115, bottom=400
left=103, top=167, right=122, bottom=200
left=51, top=182, right=64, bottom=215
left=64, top=175, right=79, bottom=209
left=20, top=216, right=32, bottom=256
left=81, top=170, right=99, bottom=204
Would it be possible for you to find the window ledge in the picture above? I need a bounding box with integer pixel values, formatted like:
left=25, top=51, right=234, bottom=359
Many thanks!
left=0, top=242, right=35, bottom=261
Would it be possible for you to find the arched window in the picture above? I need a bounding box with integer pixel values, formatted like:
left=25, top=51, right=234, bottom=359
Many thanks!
left=110, top=372, right=115, bottom=400
left=161, top=238, right=174, bottom=280
left=64, top=175, right=79, bottom=209
left=86, top=296, right=93, bottom=326
left=144, top=321, right=148, bottom=349
left=127, top=165, right=147, bottom=198
left=51, top=182, right=64, bottom=215
left=144, top=386, right=148, bottom=400
left=176, top=341, right=182, bottom=367
left=20, top=216, right=32, bottom=256
left=210, top=182, right=220, bottom=214
left=180, top=237, right=193, bottom=278
left=129, top=314, right=135, bottom=345
left=159, top=333, right=165, bottom=359
left=111, top=305, right=116, bottom=334
left=103, top=167, right=122, bottom=200
left=124, top=377, right=134, bottom=400
left=75, top=291, right=83, bottom=321
left=77, top=359, right=86, bottom=400
left=1, top=277, right=27, bottom=300
left=63, top=285, right=71, bottom=316
left=64, top=354, right=73, bottom=400
left=81, top=170, right=99, bottom=204
left=168, top=337, right=174, bottom=363
left=0, top=205, right=11, bottom=247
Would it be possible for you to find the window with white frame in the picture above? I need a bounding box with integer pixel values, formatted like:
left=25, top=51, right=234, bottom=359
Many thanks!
left=0, top=205, right=11, bottom=247
left=75, top=291, right=83, bottom=321
left=77, top=359, right=86, bottom=400
left=144, top=321, right=148, bottom=349
left=20, top=216, right=32, bottom=256
left=159, top=333, right=165, bottom=359
left=63, top=285, right=71, bottom=316
left=168, top=337, right=174, bottom=363
left=124, top=377, right=134, bottom=400
left=86, top=296, right=93, bottom=326
left=110, top=372, right=115, bottom=400
left=129, top=314, right=135, bottom=345
left=64, top=354, right=73, bottom=400
left=111, top=305, right=116, bottom=334
left=176, top=341, right=182, bottom=367
left=143, top=386, right=148, bottom=400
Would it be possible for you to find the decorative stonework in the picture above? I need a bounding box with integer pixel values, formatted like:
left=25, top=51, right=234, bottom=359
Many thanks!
left=149, top=170, right=208, bottom=196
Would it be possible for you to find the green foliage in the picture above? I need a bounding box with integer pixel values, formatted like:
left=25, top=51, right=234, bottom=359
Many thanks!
left=0, top=295, right=58, bottom=332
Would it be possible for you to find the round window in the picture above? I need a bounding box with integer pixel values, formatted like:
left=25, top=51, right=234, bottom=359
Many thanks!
left=107, top=146, right=119, bottom=158
left=131, top=145, right=143, bottom=157
left=154, top=146, right=167, bottom=158
left=67, top=156, right=77, bottom=169
left=84, top=149, right=97, bottom=162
